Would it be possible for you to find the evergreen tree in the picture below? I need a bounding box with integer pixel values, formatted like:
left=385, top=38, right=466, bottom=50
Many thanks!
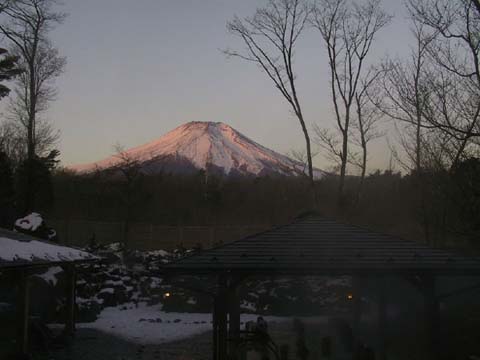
left=0, top=47, right=22, bottom=99
left=0, top=151, right=15, bottom=227
left=15, top=150, right=59, bottom=213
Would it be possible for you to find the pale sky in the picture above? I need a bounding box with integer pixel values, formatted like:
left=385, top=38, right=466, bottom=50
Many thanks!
left=33, top=0, right=410, bottom=171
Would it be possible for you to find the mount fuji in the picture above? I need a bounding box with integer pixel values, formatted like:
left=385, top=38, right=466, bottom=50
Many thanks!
left=70, top=121, right=324, bottom=178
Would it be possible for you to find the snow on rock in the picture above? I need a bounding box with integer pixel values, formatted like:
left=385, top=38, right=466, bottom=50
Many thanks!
left=70, top=121, right=326, bottom=178
left=13, top=213, right=59, bottom=242
left=15, top=212, right=43, bottom=232
left=0, top=236, right=95, bottom=263
left=146, top=250, right=170, bottom=257
left=74, top=302, right=287, bottom=344
left=99, top=288, right=115, bottom=295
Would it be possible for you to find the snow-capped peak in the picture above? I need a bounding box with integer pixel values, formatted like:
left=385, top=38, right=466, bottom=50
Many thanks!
left=70, top=121, right=323, bottom=178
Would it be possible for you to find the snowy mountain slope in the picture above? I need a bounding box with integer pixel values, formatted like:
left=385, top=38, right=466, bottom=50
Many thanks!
left=71, top=121, right=324, bottom=178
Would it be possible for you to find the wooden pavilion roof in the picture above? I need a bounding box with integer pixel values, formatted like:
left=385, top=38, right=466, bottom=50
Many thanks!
left=0, top=227, right=97, bottom=270
left=164, top=216, right=480, bottom=276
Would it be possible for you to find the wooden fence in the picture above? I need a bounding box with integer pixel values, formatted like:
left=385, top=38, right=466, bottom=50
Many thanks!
left=49, top=220, right=271, bottom=251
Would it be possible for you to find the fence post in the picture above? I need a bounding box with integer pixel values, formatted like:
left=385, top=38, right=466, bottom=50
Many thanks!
left=178, top=226, right=184, bottom=247
left=149, top=223, right=154, bottom=246
left=65, top=219, right=70, bottom=245
left=209, top=226, right=216, bottom=248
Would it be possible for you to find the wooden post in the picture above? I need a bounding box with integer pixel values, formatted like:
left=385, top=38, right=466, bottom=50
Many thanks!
left=209, top=226, right=216, bottom=248
left=65, top=218, right=70, bottom=245
left=213, top=296, right=219, bottom=360
left=377, top=277, right=387, bottom=360
left=178, top=226, right=184, bottom=247
left=17, top=270, right=30, bottom=355
left=424, top=276, right=439, bottom=360
left=212, top=275, right=229, bottom=360
left=149, top=223, right=154, bottom=248
left=217, top=275, right=228, bottom=360
left=64, top=265, right=76, bottom=336
left=352, top=276, right=362, bottom=360
left=228, top=287, right=241, bottom=359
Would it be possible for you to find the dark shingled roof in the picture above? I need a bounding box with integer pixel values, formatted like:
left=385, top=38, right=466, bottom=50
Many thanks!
left=164, top=216, right=480, bottom=276
left=0, top=227, right=98, bottom=270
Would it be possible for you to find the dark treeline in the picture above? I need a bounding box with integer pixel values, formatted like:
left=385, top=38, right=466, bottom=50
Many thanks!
left=44, top=157, right=480, bottom=253
left=0, top=149, right=58, bottom=227
left=49, top=170, right=315, bottom=226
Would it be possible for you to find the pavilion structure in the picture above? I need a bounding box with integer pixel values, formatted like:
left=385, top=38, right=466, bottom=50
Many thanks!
left=163, top=215, right=480, bottom=360
left=0, top=227, right=97, bottom=357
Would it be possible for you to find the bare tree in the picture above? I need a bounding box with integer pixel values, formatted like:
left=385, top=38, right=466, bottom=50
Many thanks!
left=474, top=0, right=480, bottom=14
left=0, top=0, right=66, bottom=211
left=406, top=0, right=480, bottom=166
left=288, top=148, right=319, bottom=176
left=375, top=22, right=433, bottom=172
left=351, top=69, right=383, bottom=202
left=311, top=0, right=391, bottom=206
left=373, top=21, right=441, bottom=244
left=0, top=1, right=13, bottom=13
left=224, top=0, right=315, bottom=190
left=312, top=125, right=343, bottom=170
left=111, top=144, right=144, bottom=249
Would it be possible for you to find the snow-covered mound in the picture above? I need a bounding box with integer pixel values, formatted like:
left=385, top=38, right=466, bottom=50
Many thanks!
left=71, top=121, right=324, bottom=178
left=14, top=212, right=57, bottom=241
left=15, top=212, right=43, bottom=232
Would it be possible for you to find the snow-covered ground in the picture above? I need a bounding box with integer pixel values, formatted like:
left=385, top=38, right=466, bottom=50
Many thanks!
left=68, top=302, right=289, bottom=344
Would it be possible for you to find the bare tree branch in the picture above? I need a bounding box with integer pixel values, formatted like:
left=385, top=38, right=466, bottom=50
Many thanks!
left=311, top=0, right=391, bottom=206
left=225, top=0, right=316, bottom=192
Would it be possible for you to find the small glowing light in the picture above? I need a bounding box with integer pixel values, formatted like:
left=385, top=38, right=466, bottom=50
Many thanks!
left=164, top=292, right=171, bottom=298
left=347, top=293, right=353, bottom=300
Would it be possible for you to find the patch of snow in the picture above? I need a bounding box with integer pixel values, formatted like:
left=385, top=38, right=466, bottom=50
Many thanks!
left=34, top=266, right=63, bottom=285
left=186, top=298, right=197, bottom=305
left=326, top=277, right=351, bottom=287
left=47, top=229, right=57, bottom=241
left=146, top=250, right=170, bottom=257
left=241, top=301, right=256, bottom=311
left=15, top=213, right=43, bottom=231
left=99, top=288, right=115, bottom=294
left=104, top=280, right=123, bottom=286
left=0, top=236, right=96, bottom=263
left=71, top=302, right=287, bottom=344
left=150, top=277, right=163, bottom=289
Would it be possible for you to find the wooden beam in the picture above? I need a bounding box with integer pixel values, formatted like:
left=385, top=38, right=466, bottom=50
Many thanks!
left=212, top=296, right=218, bottom=360
left=217, top=275, right=228, bottom=360
left=64, top=265, right=76, bottom=336
left=17, top=270, right=30, bottom=355
left=423, top=276, right=440, bottom=360
left=377, top=277, right=387, bottom=360
left=228, top=287, right=241, bottom=359
left=213, top=274, right=228, bottom=360
left=352, top=276, right=362, bottom=360
left=437, top=281, right=480, bottom=300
